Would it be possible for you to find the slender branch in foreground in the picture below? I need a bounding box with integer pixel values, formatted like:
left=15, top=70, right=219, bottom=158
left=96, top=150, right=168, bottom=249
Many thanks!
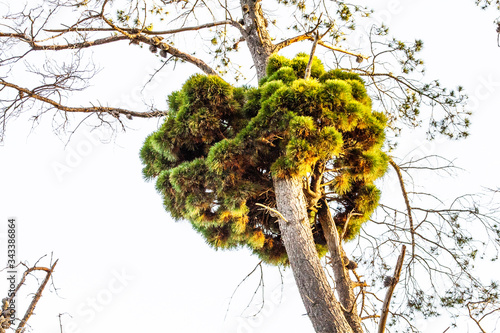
left=467, top=300, right=500, bottom=333
left=378, top=246, right=406, bottom=333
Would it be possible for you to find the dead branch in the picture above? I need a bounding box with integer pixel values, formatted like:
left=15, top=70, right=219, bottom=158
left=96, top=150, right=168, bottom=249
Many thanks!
left=362, top=314, right=380, bottom=320
left=467, top=300, right=500, bottom=333
left=1, top=32, right=218, bottom=76
left=224, top=260, right=264, bottom=319
left=318, top=198, right=364, bottom=332
left=15, top=260, right=58, bottom=333
left=44, top=19, right=235, bottom=35
left=274, top=33, right=368, bottom=61
left=0, top=79, right=166, bottom=118
left=255, top=203, right=288, bottom=222
left=378, top=245, right=406, bottom=333
left=390, top=159, right=416, bottom=259
left=467, top=302, right=487, bottom=333
left=304, top=31, right=319, bottom=80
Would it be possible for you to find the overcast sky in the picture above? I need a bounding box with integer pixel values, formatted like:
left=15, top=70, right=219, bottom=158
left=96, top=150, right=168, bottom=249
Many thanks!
left=1, top=1, right=500, bottom=332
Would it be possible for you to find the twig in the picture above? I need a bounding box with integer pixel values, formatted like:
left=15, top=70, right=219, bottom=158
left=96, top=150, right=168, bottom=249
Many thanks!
left=255, top=203, right=288, bottom=222
left=224, top=260, right=263, bottom=320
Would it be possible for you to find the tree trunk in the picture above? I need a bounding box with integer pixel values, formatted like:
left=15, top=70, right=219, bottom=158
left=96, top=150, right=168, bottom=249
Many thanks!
left=240, top=0, right=275, bottom=80
left=244, top=4, right=354, bottom=330
left=273, top=176, right=353, bottom=333
left=318, top=199, right=364, bottom=333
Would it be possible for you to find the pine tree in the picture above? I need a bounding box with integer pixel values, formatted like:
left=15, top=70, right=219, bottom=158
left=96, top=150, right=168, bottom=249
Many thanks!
left=140, top=54, right=388, bottom=332
left=1, top=1, right=500, bottom=332
left=141, top=54, right=388, bottom=264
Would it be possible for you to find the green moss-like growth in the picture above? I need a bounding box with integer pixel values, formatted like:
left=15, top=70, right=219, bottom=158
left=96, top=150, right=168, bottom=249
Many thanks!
left=141, top=54, right=388, bottom=265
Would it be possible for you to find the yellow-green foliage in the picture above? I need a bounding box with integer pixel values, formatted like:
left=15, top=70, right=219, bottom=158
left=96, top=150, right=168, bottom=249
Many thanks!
left=140, top=54, right=389, bottom=265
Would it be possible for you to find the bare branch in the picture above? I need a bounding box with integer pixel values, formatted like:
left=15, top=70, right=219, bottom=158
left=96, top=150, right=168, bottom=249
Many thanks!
left=0, top=33, right=129, bottom=50
left=390, top=159, right=416, bottom=259
left=274, top=32, right=368, bottom=61
left=15, top=260, right=58, bottom=333
left=255, top=203, right=288, bottom=222
left=44, top=19, right=236, bottom=35
left=224, top=260, right=263, bottom=319
left=1, top=29, right=219, bottom=76
left=0, top=79, right=166, bottom=118
left=304, top=31, right=319, bottom=80
left=378, top=246, right=406, bottom=333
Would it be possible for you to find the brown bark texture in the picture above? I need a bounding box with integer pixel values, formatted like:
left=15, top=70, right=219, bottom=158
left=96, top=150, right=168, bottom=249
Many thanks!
left=240, top=0, right=275, bottom=80
left=273, top=176, right=354, bottom=333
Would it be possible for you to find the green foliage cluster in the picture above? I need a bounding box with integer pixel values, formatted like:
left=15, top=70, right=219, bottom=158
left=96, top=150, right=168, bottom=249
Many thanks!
left=141, top=54, right=388, bottom=265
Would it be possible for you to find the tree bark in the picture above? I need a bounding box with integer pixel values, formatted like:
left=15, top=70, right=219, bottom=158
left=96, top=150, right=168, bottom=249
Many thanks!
left=240, top=0, right=275, bottom=80
left=273, top=176, right=353, bottom=333
left=318, top=199, right=364, bottom=333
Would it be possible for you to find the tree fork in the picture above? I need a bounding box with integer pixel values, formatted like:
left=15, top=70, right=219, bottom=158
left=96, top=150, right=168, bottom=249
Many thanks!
left=273, top=176, right=353, bottom=333
left=318, top=199, right=364, bottom=333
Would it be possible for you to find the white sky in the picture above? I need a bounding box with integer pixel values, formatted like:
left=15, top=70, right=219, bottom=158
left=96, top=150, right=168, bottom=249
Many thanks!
left=1, top=0, right=500, bottom=332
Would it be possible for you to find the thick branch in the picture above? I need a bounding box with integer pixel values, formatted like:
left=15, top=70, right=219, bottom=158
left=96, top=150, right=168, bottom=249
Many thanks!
left=317, top=40, right=368, bottom=60
left=0, top=32, right=28, bottom=39
left=0, top=32, right=130, bottom=50
left=274, top=13, right=323, bottom=53
left=136, top=35, right=218, bottom=75
left=274, top=33, right=312, bottom=52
